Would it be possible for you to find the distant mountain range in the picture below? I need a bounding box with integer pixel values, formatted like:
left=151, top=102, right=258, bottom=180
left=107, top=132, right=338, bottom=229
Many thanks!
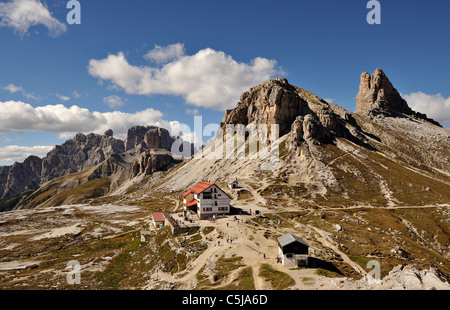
left=0, top=125, right=193, bottom=202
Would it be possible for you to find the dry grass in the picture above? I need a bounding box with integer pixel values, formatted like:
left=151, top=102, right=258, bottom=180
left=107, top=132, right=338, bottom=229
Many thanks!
left=258, top=264, right=295, bottom=290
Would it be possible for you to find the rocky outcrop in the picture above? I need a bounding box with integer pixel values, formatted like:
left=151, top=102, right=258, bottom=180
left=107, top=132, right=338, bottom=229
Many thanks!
left=124, top=126, right=175, bottom=152
left=104, top=129, right=114, bottom=137
left=219, top=78, right=370, bottom=153
left=124, top=125, right=195, bottom=157
left=220, top=78, right=307, bottom=136
left=1, top=156, right=42, bottom=198
left=356, top=68, right=441, bottom=126
left=131, top=149, right=182, bottom=177
left=0, top=166, right=10, bottom=198
left=357, top=265, right=450, bottom=290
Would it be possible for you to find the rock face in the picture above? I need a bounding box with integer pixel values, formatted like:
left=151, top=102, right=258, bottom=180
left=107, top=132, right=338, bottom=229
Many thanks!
left=1, top=156, right=42, bottom=198
left=220, top=78, right=307, bottom=136
left=219, top=78, right=369, bottom=152
left=41, top=132, right=126, bottom=182
left=124, top=125, right=194, bottom=157
left=356, top=68, right=441, bottom=126
left=0, top=132, right=125, bottom=199
left=131, top=149, right=182, bottom=177
left=124, top=126, right=175, bottom=152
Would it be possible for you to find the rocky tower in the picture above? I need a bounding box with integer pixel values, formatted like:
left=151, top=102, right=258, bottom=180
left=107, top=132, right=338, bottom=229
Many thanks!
left=356, top=68, right=441, bottom=126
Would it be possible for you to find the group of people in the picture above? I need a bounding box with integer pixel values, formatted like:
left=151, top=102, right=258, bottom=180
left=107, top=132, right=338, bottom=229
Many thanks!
left=180, top=238, right=205, bottom=254
left=164, top=212, right=179, bottom=228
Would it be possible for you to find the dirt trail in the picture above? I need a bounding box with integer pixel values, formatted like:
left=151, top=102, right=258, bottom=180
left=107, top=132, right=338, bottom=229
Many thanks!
left=145, top=198, right=450, bottom=289
left=275, top=204, right=450, bottom=214
left=145, top=206, right=362, bottom=290
left=145, top=212, right=282, bottom=289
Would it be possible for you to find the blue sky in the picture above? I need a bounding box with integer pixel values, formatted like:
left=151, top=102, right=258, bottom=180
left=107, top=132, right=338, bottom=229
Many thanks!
left=0, top=0, right=449, bottom=165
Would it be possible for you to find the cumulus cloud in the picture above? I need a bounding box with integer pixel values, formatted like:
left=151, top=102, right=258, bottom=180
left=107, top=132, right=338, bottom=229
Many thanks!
left=0, top=99, right=202, bottom=148
left=0, top=100, right=170, bottom=139
left=0, top=145, right=54, bottom=165
left=0, top=0, right=67, bottom=37
left=0, top=99, right=205, bottom=164
left=88, top=46, right=280, bottom=110
left=144, top=43, right=185, bottom=64
left=403, top=92, right=450, bottom=125
left=103, top=95, right=126, bottom=109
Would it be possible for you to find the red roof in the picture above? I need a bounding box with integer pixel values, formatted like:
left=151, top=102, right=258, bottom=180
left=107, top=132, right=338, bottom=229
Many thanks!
left=182, top=181, right=214, bottom=197
left=184, top=200, right=198, bottom=207
left=152, top=212, right=165, bottom=222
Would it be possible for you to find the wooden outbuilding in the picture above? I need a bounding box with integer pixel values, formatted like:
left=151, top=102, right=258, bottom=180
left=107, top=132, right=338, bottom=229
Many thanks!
left=277, top=233, right=309, bottom=267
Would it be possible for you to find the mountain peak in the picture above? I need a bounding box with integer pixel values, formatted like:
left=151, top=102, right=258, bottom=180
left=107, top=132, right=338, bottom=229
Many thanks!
left=356, top=68, right=441, bottom=126
left=356, top=68, right=411, bottom=116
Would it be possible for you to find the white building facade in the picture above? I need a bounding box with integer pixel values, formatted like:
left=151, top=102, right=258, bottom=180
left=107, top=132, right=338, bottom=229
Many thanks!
left=183, top=181, right=231, bottom=219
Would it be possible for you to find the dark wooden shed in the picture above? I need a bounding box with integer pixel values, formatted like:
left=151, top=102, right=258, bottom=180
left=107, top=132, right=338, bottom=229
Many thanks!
left=277, top=233, right=309, bottom=267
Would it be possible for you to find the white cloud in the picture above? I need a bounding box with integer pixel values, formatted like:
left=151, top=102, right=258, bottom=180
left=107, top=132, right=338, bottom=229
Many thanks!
left=103, top=95, right=126, bottom=109
left=0, top=100, right=198, bottom=143
left=3, top=83, right=38, bottom=100
left=403, top=92, right=450, bottom=125
left=0, top=145, right=54, bottom=165
left=0, top=99, right=204, bottom=164
left=56, top=93, right=71, bottom=102
left=185, top=108, right=200, bottom=116
left=144, top=43, right=185, bottom=64
left=72, top=91, right=81, bottom=98
left=3, top=83, right=22, bottom=93
left=0, top=0, right=67, bottom=37
left=88, top=46, right=280, bottom=110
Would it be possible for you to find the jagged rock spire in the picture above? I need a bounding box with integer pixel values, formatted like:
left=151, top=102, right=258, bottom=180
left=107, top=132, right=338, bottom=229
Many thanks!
left=356, top=68, right=412, bottom=117
left=356, top=68, right=441, bottom=126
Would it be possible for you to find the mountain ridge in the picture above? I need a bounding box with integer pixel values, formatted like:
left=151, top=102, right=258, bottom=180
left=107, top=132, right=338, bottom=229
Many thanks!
left=0, top=126, right=193, bottom=201
left=149, top=70, right=449, bottom=208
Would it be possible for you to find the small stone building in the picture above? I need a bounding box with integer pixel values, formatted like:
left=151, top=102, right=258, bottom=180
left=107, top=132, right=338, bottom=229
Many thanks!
left=277, top=233, right=309, bottom=267
left=228, top=178, right=239, bottom=189
left=152, top=212, right=165, bottom=229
